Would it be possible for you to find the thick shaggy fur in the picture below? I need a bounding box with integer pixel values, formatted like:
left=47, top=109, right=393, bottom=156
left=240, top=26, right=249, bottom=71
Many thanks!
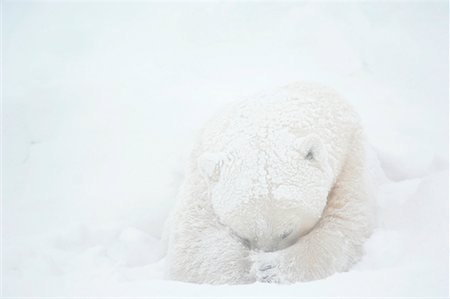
left=165, top=82, right=374, bottom=284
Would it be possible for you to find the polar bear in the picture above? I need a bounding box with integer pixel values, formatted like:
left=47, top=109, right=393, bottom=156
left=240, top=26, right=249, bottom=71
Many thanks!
left=165, top=82, right=374, bottom=284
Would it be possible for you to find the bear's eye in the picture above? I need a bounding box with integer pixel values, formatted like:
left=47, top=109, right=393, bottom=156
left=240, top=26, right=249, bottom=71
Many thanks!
left=305, top=150, right=314, bottom=161
left=240, top=238, right=251, bottom=248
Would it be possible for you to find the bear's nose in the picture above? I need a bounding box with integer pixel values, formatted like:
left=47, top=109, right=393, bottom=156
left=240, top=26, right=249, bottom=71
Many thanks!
left=280, top=229, right=293, bottom=240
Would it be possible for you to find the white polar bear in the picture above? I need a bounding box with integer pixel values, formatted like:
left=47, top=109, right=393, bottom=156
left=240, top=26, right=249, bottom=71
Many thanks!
left=165, top=82, right=374, bottom=284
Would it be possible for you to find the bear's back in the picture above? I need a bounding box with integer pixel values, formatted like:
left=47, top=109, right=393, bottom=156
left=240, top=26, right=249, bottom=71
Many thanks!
left=197, top=82, right=361, bottom=178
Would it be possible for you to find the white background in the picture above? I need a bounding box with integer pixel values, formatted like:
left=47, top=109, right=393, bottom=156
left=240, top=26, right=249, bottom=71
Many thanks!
left=3, top=1, right=449, bottom=297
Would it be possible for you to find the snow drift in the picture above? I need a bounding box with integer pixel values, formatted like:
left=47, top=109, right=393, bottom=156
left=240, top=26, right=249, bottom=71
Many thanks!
left=3, top=1, right=448, bottom=297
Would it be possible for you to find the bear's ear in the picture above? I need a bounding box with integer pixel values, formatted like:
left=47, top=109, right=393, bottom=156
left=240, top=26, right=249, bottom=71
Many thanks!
left=197, top=152, right=226, bottom=181
left=294, top=134, right=326, bottom=162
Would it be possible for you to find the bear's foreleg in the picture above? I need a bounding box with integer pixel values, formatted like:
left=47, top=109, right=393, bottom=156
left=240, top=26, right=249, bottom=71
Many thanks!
left=266, top=133, right=373, bottom=283
left=166, top=189, right=255, bottom=284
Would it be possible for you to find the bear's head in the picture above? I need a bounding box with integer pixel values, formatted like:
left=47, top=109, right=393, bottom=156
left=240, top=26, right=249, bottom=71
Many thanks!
left=198, top=130, right=334, bottom=252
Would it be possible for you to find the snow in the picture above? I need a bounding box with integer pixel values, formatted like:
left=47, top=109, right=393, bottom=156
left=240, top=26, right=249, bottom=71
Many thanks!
left=3, top=1, right=448, bottom=297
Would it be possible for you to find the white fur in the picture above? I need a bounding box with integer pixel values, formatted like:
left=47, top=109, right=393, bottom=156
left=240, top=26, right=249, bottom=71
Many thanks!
left=165, top=82, right=374, bottom=284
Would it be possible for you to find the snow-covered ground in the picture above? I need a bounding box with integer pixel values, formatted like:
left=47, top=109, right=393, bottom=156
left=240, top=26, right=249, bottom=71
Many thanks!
left=3, top=1, right=449, bottom=297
